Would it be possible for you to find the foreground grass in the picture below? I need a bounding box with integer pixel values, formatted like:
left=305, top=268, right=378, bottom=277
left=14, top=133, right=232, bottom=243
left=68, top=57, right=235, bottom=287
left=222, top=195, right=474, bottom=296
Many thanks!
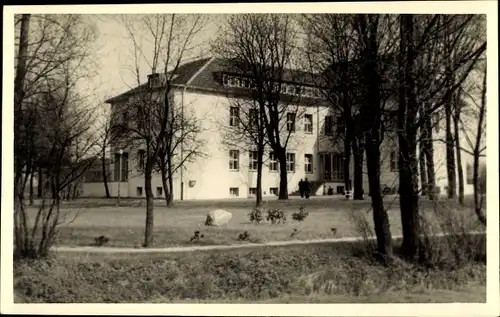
left=24, top=197, right=482, bottom=248
left=14, top=235, right=486, bottom=303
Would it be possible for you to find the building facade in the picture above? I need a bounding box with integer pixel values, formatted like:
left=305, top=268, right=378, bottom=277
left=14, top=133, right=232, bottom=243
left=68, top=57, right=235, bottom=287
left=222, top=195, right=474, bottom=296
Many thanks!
left=81, top=57, right=482, bottom=200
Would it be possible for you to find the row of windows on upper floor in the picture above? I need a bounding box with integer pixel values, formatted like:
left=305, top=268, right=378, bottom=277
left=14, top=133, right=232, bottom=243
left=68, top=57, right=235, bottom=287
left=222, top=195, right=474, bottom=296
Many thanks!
left=229, top=107, right=345, bottom=135
left=222, top=74, right=322, bottom=99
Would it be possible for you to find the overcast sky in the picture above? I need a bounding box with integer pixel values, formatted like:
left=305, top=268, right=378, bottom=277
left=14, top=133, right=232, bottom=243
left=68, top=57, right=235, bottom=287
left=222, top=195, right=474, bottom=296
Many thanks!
left=88, top=14, right=220, bottom=105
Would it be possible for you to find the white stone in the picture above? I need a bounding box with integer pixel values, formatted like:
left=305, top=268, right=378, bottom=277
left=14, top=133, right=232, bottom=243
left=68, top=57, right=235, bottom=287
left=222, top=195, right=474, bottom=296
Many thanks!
left=205, top=209, right=232, bottom=226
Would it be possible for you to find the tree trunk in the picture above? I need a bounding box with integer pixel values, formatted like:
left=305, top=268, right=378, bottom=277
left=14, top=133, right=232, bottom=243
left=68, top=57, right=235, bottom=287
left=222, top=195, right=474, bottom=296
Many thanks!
left=359, top=20, right=392, bottom=256
left=352, top=138, right=364, bottom=200
left=29, top=171, right=34, bottom=206
left=343, top=101, right=352, bottom=193
left=277, top=149, right=288, bottom=200
left=398, top=14, right=421, bottom=260
left=454, top=98, right=464, bottom=205
left=366, top=142, right=393, bottom=256
left=445, top=99, right=456, bottom=199
left=343, top=136, right=352, bottom=193
left=14, top=15, right=31, bottom=249
left=418, top=125, right=428, bottom=196
left=255, top=142, right=264, bottom=207
left=160, top=163, right=172, bottom=207
left=423, top=113, right=437, bottom=200
left=37, top=167, right=43, bottom=198
left=473, top=68, right=486, bottom=226
left=143, top=156, right=155, bottom=247
left=166, top=153, right=174, bottom=206
left=102, top=151, right=111, bottom=198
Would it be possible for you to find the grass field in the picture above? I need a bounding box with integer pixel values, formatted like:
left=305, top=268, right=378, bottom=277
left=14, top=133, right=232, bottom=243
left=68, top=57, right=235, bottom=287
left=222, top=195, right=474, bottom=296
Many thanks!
left=24, top=196, right=483, bottom=248
left=14, top=236, right=487, bottom=303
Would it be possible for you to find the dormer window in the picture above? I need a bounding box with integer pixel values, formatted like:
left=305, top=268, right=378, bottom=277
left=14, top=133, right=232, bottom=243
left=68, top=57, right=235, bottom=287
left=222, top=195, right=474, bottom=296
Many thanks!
left=220, top=73, right=322, bottom=99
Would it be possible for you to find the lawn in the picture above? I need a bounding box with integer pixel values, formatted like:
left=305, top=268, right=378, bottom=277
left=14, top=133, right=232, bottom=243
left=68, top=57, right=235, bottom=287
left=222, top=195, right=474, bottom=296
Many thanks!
left=14, top=236, right=487, bottom=303
left=24, top=196, right=483, bottom=248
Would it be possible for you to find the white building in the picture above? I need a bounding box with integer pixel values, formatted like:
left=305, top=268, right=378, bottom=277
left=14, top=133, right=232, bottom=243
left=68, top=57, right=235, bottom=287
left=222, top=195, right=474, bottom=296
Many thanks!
left=81, top=57, right=481, bottom=200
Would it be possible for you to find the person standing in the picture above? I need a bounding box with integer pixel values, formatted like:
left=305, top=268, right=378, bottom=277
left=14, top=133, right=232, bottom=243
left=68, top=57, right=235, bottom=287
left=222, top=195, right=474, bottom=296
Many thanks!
left=298, top=179, right=304, bottom=198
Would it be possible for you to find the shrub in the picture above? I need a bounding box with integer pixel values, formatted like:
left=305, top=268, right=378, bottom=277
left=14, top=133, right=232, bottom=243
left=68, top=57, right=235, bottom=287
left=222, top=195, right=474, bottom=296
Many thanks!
left=418, top=200, right=486, bottom=269
left=291, top=207, right=309, bottom=222
left=94, top=236, right=110, bottom=246
left=248, top=207, right=264, bottom=224
left=266, top=208, right=287, bottom=224
left=190, top=230, right=204, bottom=242
left=237, top=231, right=250, bottom=241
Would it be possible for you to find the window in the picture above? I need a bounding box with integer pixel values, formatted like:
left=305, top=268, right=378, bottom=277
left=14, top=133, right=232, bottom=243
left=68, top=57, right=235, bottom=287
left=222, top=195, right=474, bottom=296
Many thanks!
left=324, top=116, right=334, bottom=135
left=249, top=187, right=257, bottom=197
left=304, top=114, right=313, bottom=133
left=269, top=187, right=279, bottom=196
left=137, top=187, right=143, bottom=196
left=286, top=153, right=296, bottom=172
left=229, top=150, right=240, bottom=171
left=249, top=151, right=258, bottom=171
left=229, top=187, right=239, bottom=197
left=114, top=152, right=129, bottom=181
left=228, top=76, right=238, bottom=87
left=305, top=154, right=313, bottom=173
left=332, top=154, right=344, bottom=180
left=249, top=108, right=259, bottom=130
left=230, top=107, right=239, bottom=127
left=137, top=149, right=145, bottom=171
left=390, top=151, right=399, bottom=172
left=156, top=187, right=163, bottom=197
left=336, top=116, right=345, bottom=134
left=286, top=113, right=296, bottom=132
left=268, top=152, right=278, bottom=172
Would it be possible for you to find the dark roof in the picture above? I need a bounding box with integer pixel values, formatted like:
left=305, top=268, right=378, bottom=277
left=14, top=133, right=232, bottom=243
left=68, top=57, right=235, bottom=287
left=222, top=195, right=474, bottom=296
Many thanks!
left=105, top=57, right=322, bottom=104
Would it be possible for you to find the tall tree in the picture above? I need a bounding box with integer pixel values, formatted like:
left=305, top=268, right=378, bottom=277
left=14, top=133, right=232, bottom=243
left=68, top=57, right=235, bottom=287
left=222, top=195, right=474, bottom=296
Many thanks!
left=14, top=14, right=100, bottom=259
left=352, top=14, right=395, bottom=257
left=397, top=14, right=421, bottom=260
left=301, top=14, right=365, bottom=200
left=213, top=14, right=306, bottom=200
left=453, top=91, right=465, bottom=205
left=117, top=14, right=206, bottom=247
left=460, top=62, right=486, bottom=225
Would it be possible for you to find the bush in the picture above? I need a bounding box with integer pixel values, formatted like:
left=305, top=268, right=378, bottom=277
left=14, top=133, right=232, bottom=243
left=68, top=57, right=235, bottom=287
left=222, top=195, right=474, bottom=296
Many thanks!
left=248, top=208, right=264, bottom=224
left=418, top=201, right=486, bottom=269
left=291, top=207, right=309, bottom=222
left=266, top=208, right=286, bottom=224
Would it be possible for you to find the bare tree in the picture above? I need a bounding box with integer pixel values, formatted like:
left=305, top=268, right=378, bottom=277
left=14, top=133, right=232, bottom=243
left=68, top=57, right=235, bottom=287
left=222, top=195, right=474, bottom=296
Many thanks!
left=213, top=14, right=309, bottom=200
left=453, top=91, right=465, bottom=205
left=397, top=14, right=421, bottom=260
left=14, top=14, right=100, bottom=259
left=460, top=63, right=486, bottom=225
left=155, top=104, right=206, bottom=206
left=351, top=14, right=397, bottom=257
left=301, top=14, right=366, bottom=200
left=414, top=15, right=486, bottom=201
left=116, top=14, right=206, bottom=247
left=395, top=14, right=486, bottom=260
